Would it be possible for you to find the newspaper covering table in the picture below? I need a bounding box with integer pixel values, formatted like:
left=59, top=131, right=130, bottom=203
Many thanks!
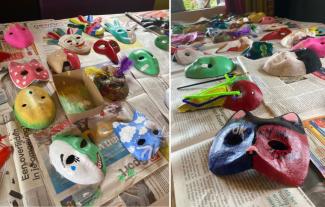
left=0, top=10, right=169, bottom=207
left=171, top=17, right=325, bottom=207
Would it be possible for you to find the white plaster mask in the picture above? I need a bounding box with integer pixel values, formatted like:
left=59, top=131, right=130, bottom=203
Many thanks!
left=58, top=34, right=91, bottom=55
left=262, top=51, right=306, bottom=77
left=281, top=30, right=314, bottom=48
left=175, top=48, right=204, bottom=65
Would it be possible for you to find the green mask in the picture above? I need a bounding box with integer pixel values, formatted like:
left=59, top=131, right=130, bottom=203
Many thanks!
left=155, top=35, right=169, bottom=51
left=128, top=49, right=160, bottom=76
left=185, top=56, right=235, bottom=79
left=49, top=134, right=106, bottom=185
left=104, top=19, right=136, bottom=44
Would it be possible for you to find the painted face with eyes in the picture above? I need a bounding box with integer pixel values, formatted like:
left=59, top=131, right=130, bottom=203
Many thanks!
left=58, top=34, right=91, bottom=55
left=113, top=111, right=162, bottom=161
left=49, top=135, right=106, bottom=185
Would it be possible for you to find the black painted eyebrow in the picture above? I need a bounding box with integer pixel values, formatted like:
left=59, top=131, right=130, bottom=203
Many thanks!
left=60, top=154, right=65, bottom=167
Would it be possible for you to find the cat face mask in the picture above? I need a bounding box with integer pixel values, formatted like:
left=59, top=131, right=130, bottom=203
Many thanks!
left=262, top=49, right=321, bottom=77
left=47, top=28, right=91, bottom=55
left=9, top=59, right=49, bottom=89
left=4, top=23, right=34, bottom=49
left=113, top=111, right=162, bottom=161
left=209, top=110, right=309, bottom=186
left=49, top=134, right=106, bottom=185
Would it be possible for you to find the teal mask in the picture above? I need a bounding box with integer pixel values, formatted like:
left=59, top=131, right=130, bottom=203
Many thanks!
left=155, top=35, right=169, bottom=51
left=104, top=19, right=136, bottom=44
left=49, top=134, right=106, bottom=185
left=185, top=56, right=235, bottom=79
left=129, top=49, right=160, bottom=76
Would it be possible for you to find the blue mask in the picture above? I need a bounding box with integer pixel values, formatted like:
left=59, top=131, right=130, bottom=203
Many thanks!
left=113, top=111, right=162, bottom=161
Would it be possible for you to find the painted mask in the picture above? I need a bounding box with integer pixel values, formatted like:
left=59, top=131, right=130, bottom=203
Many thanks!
left=262, top=49, right=321, bottom=77
left=0, top=142, right=11, bottom=169
left=69, top=15, right=105, bottom=37
left=14, top=86, right=56, bottom=129
left=260, top=28, right=292, bottom=41
left=174, top=48, right=204, bottom=65
left=0, top=52, right=11, bottom=63
left=262, top=23, right=288, bottom=31
left=47, top=49, right=80, bottom=74
left=178, top=75, right=263, bottom=112
left=4, top=23, right=34, bottom=49
left=260, top=16, right=276, bottom=24
left=217, top=36, right=253, bottom=53
left=280, top=30, right=314, bottom=48
left=184, top=56, right=235, bottom=79
left=47, top=28, right=91, bottom=55
left=9, top=59, right=49, bottom=89
left=291, top=37, right=325, bottom=58
left=113, top=111, right=162, bottom=161
left=49, top=134, right=106, bottom=185
left=155, top=35, right=169, bottom=51
left=242, top=41, right=273, bottom=60
left=248, top=12, right=266, bottom=23
left=209, top=110, right=309, bottom=186
left=58, top=34, right=91, bottom=55
left=171, top=32, right=202, bottom=46
left=93, top=39, right=120, bottom=64
left=128, top=49, right=159, bottom=76
left=93, top=67, right=129, bottom=101
left=141, top=17, right=169, bottom=35
left=104, top=19, right=136, bottom=44
left=309, top=26, right=325, bottom=36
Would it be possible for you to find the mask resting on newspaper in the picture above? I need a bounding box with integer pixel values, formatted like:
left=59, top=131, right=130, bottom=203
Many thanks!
left=262, top=48, right=321, bottom=77
left=178, top=75, right=263, bottom=113
left=4, top=23, right=34, bottom=49
left=9, top=59, right=49, bottom=89
left=208, top=110, right=310, bottom=186
left=49, top=134, right=106, bottom=185
left=113, top=111, right=162, bottom=161
left=14, top=86, right=56, bottom=130
left=291, top=36, right=325, bottom=58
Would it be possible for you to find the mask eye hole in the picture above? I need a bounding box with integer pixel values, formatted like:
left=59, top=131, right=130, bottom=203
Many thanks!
left=9, top=32, right=13, bottom=35
left=76, top=36, right=81, bottom=39
left=20, top=70, right=28, bottom=76
left=152, top=129, right=159, bottom=135
left=137, top=139, right=146, bottom=146
left=66, top=155, right=76, bottom=164
left=268, top=140, right=288, bottom=150
left=321, top=42, right=325, bottom=45
left=185, top=52, right=190, bottom=57
left=36, top=67, right=43, bottom=72
left=29, top=91, right=33, bottom=94
left=41, top=96, right=45, bottom=99
left=208, top=63, right=213, bottom=68
left=80, top=139, right=88, bottom=148
left=67, top=40, right=72, bottom=43
left=138, top=56, right=145, bottom=61
left=22, top=104, right=27, bottom=107
left=117, top=29, right=124, bottom=33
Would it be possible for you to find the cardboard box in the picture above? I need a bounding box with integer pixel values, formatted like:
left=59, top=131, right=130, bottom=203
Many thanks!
left=53, top=69, right=105, bottom=123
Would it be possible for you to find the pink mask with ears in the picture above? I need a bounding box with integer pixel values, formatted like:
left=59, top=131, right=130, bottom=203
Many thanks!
left=291, top=37, right=325, bottom=58
left=260, top=16, right=276, bottom=24
left=4, top=23, right=34, bottom=49
left=9, top=59, right=49, bottom=89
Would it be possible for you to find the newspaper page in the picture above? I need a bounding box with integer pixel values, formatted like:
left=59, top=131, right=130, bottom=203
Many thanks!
left=6, top=121, right=53, bottom=206
left=303, top=116, right=325, bottom=178
left=236, top=56, right=325, bottom=117
left=172, top=138, right=315, bottom=207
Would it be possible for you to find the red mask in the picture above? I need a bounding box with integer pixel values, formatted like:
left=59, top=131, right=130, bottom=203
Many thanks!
left=260, top=28, right=292, bottom=41
left=93, top=39, right=120, bottom=64
left=209, top=110, right=309, bottom=186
